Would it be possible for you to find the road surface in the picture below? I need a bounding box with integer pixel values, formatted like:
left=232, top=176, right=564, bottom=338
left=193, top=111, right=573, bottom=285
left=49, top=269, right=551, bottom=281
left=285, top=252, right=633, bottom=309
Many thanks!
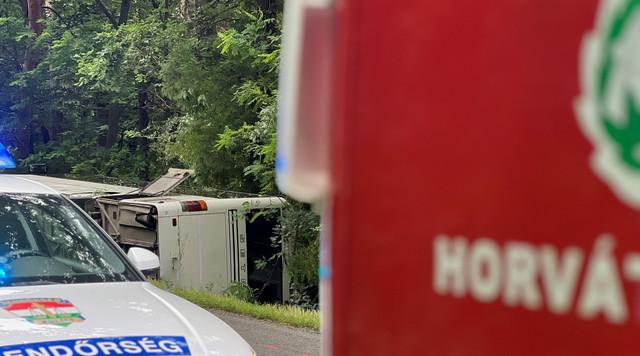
left=211, top=309, right=321, bottom=356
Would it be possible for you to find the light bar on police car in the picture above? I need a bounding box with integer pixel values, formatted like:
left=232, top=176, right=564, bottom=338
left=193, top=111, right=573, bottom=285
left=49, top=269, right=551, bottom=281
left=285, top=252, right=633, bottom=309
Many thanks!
left=0, top=143, right=16, bottom=169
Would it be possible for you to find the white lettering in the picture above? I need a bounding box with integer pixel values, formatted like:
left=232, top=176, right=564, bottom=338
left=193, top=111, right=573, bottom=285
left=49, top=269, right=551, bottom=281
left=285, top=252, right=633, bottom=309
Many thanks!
left=138, top=340, right=161, bottom=354
left=433, top=235, right=467, bottom=297
left=539, top=245, right=583, bottom=314
left=47, top=346, right=72, bottom=356
left=157, top=341, right=183, bottom=354
left=433, top=233, right=635, bottom=326
left=577, top=235, right=628, bottom=324
left=73, top=343, right=98, bottom=356
left=119, top=341, right=142, bottom=354
left=623, top=253, right=640, bottom=280
left=4, top=351, right=23, bottom=356
left=504, top=242, right=541, bottom=310
left=25, top=348, right=49, bottom=356
left=469, top=238, right=501, bottom=302
left=96, top=342, right=123, bottom=355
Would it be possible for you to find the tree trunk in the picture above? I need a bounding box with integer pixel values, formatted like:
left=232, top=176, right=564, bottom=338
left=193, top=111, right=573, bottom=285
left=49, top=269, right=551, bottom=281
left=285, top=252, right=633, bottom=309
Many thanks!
left=180, top=0, right=202, bottom=19
left=138, top=86, right=150, bottom=151
left=24, top=0, right=43, bottom=70
left=138, top=86, right=150, bottom=179
left=94, top=0, right=118, bottom=28
left=105, top=105, right=121, bottom=148
left=118, top=0, right=130, bottom=26
left=18, top=0, right=28, bottom=19
left=15, top=121, right=33, bottom=157
left=15, top=0, right=44, bottom=157
left=51, top=111, right=64, bottom=139
left=40, top=125, right=50, bottom=144
left=180, top=0, right=189, bottom=19
left=26, top=0, right=43, bottom=36
left=43, top=0, right=53, bottom=17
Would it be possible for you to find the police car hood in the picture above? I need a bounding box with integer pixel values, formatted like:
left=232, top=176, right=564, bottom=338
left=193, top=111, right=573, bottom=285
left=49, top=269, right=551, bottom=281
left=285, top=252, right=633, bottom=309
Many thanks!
left=0, top=282, right=254, bottom=356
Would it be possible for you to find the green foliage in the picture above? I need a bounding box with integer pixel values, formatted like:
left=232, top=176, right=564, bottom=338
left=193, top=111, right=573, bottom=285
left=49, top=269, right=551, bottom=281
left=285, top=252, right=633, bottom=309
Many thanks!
left=213, top=14, right=280, bottom=194
left=0, top=0, right=320, bottom=306
left=151, top=280, right=320, bottom=331
left=223, top=282, right=256, bottom=303
left=276, top=203, right=321, bottom=298
left=159, top=11, right=280, bottom=192
left=0, top=17, right=34, bottom=148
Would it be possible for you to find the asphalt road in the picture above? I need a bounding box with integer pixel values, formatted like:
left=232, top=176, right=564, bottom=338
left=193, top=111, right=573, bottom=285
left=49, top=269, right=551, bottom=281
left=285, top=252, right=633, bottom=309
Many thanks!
left=211, top=309, right=321, bottom=356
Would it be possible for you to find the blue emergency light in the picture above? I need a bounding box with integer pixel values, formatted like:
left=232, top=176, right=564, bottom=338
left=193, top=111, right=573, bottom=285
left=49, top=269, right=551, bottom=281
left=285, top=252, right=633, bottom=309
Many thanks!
left=0, top=144, right=16, bottom=169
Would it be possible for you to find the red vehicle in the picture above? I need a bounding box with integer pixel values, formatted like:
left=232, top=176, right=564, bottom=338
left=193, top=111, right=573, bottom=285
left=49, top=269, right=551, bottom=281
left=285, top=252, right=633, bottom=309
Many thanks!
left=278, top=0, right=640, bottom=354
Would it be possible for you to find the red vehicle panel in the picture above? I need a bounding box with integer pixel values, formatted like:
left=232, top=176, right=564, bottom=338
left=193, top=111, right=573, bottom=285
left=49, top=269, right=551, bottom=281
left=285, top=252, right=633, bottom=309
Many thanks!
left=328, top=0, right=640, bottom=354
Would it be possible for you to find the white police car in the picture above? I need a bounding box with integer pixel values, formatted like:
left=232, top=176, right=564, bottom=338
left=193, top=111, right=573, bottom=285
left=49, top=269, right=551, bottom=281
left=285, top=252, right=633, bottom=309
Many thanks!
left=0, top=174, right=256, bottom=356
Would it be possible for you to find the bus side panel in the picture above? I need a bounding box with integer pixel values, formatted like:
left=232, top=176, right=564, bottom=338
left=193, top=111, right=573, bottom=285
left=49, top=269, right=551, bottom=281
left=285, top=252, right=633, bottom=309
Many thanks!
left=178, top=213, right=229, bottom=292
left=157, top=216, right=179, bottom=284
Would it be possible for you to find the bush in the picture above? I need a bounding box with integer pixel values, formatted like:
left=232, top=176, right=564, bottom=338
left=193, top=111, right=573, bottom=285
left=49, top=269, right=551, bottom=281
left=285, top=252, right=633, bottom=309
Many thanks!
left=222, top=282, right=256, bottom=303
left=275, top=202, right=320, bottom=308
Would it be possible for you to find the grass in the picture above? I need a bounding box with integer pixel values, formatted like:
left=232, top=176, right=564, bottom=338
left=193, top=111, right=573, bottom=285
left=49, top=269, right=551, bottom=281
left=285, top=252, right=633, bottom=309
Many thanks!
left=150, top=280, right=320, bottom=331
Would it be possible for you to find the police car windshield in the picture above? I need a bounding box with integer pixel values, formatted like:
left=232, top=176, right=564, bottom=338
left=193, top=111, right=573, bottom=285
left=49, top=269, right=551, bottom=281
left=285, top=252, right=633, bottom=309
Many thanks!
left=0, top=194, right=140, bottom=286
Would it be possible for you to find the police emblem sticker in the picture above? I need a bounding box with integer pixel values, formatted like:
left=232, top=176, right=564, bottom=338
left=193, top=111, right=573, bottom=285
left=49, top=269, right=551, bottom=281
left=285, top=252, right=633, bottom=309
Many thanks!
left=576, top=0, right=640, bottom=208
left=0, top=298, right=85, bottom=327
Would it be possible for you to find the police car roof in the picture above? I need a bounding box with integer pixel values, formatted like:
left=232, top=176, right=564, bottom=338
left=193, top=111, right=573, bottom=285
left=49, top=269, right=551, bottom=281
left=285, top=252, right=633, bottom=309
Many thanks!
left=0, top=175, right=59, bottom=195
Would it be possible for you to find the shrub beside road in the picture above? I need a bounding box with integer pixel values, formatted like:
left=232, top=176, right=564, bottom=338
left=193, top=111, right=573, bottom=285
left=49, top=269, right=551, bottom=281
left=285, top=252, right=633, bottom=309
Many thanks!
left=152, top=281, right=320, bottom=331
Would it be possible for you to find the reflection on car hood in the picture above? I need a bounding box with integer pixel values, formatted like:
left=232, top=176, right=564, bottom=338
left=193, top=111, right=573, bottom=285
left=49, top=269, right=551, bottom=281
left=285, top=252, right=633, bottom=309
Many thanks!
left=0, top=282, right=253, bottom=356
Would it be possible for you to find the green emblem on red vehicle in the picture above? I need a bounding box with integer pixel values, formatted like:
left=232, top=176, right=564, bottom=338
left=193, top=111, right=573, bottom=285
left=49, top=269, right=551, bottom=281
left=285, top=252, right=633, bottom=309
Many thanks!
left=0, top=298, right=85, bottom=327
left=576, top=0, right=640, bottom=208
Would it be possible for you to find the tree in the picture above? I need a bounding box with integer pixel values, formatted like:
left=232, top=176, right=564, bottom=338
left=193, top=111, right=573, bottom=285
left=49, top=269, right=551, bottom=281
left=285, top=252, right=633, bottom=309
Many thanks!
left=0, top=0, right=320, bottom=306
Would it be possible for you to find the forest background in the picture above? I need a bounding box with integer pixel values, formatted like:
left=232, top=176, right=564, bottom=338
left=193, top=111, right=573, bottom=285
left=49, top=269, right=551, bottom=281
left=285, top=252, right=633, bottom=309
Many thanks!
left=0, top=0, right=319, bottom=308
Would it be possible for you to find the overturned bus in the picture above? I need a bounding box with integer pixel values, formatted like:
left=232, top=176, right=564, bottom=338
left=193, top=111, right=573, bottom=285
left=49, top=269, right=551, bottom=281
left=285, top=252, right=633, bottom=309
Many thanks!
left=16, top=170, right=288, bottom=303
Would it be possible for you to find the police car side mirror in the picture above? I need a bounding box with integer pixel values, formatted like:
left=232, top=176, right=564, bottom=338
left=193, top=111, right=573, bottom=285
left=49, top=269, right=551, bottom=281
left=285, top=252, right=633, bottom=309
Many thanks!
left=127, top=247, right=160, bottom=275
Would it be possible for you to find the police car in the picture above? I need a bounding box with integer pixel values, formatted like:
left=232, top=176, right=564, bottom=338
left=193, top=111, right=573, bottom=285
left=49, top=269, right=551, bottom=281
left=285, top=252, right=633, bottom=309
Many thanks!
left=0, top=164, right=256, bottom=355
